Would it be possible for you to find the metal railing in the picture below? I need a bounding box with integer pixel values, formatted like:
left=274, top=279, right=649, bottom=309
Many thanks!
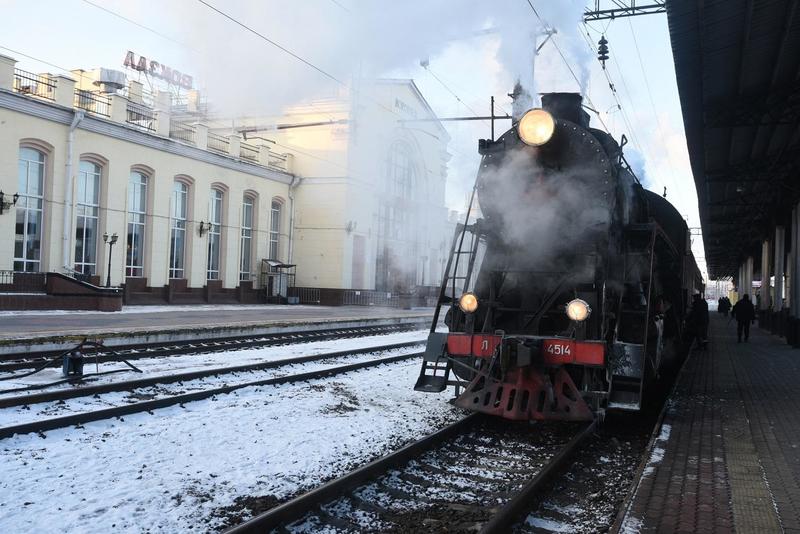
left=169, top=120, right=196, bottom=144
left=0, top=271, right=47, bottom=293
left=62, top=267, right=93, bottom=284
left=287, top=287, right=321, bottom=304
left=126, top=101, right=156, bottom=132
left=13, top=68, right=56, bottom=100
left=207, top=132, right=230, bottom=154
left=240, top=142, right=259, bottom=162
left=73, top=90, right=111, bottom=117
left=343, top=289, right=396, bottom=307
left=268, top=152, right=288, bottom=171
left=140, top=87, right=155, bottom=107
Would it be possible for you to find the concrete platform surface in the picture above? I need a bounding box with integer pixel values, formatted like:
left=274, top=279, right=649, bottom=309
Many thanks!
left=617, top=313, right=800, bottom=533
left=0, top=305, right=432, bottom=349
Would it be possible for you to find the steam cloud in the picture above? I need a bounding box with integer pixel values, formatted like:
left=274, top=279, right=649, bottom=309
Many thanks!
left=478, top=148, right=612, bottom=274
left=158, top=1, right=597, bottom=290
left=163, top=1, right=591, bottom=118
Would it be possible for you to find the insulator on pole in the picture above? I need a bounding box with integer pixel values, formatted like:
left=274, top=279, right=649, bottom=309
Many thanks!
left=598, top=35, right=609, bottom=69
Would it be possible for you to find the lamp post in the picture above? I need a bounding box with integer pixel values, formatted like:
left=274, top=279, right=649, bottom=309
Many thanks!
left=103, top=232, right=118, bottom=287
left=0, top=191, right=19, bottom=215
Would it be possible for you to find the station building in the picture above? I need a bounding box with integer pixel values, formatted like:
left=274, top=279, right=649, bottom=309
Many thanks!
left=0, top=54, right=451, bottom=309
left=223, top=79, right=452, bottom=298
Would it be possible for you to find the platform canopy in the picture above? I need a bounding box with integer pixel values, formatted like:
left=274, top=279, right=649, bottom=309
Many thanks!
left=667, top=0, right=800, bottom=278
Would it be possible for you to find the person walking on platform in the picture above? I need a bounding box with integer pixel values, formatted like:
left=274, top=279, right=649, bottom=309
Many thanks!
left=687, top=293, right=709, bottom=350
left=731, top=294, right=756, bottom=343
left=719, top=296, right=731, bottom=316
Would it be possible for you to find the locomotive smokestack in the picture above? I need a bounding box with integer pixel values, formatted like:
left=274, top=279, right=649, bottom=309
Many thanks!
left=509, top=81, right=533, bottom=122
left=541, top=93, right=590, bottom=127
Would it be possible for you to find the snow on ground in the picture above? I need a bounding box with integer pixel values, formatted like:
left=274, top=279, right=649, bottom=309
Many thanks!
left=642, top=423, right=671, bottom=476
left=0, top=305, right=434, bottom=317
left=1, top=330, right=428, bottom=401
left=0, top=359, right=463, bottom=533
left=525, top=516, right=575, bottom=532
left=0, top=304, right=325, bottom=317
left=0, top=345, right=423, bottom=428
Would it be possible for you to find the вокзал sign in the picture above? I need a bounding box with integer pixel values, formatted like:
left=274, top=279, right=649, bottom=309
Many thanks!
left=123, top=51, right=193, bottom=90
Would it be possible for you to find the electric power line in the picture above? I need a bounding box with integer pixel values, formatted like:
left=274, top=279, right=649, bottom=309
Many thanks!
left=523, top=0, right=611, bottom=133
left=0, top=45, right=97, bottom=86
left=80, top=0, right=194, bottom=50
left=196, top=0, right=345, bottom=86
left=423, top=66, right=490, bottom=125
left=626, top=18, right=682, bottom=195
left=578, top=26, right=644, bottom=154
left=328, top=0, right=351, bottom=13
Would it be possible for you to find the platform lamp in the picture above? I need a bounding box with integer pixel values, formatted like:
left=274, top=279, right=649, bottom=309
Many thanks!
left=198, top=221, right=212, bottom=237
left=0, top=191, right=19, bottom=215
left=103, top=232, right=118, bottom=287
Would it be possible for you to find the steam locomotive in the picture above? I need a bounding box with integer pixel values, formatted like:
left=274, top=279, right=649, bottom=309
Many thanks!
left=415, top=93, right=702, bottom=421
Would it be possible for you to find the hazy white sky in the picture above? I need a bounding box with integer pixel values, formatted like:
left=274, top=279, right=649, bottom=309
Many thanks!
left=0, top=0, right=706, bottom=277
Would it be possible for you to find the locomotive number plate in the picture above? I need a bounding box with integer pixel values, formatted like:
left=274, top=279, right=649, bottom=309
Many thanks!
left=542, top=339, right=605, bottom=366
left=545, top=342, right=571, bottom=356
left=542, top=339, right=574, bottom=364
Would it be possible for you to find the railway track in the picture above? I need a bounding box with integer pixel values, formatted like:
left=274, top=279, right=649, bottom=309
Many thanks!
left=226, top=415, right=596, bottom=533
left=0, top=344, right=424, bottom=439
left=0, top=323, right=426, bottom=372
left=0, top=341, right=423, bottom=407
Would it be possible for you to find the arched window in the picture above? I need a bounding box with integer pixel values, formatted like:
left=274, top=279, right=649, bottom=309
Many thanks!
left=207, top=188, right=224, bottom=280
left=169, top=181, right=189, bottom=279
left=269, top=198, right=283, bottom=261
left=126, top=170, right=148, bottom=277
left=240, top=194, right=255, bottom=281
left=75, top=160, right=101, bottom=274
left=15, top=147, right=45, bottom=272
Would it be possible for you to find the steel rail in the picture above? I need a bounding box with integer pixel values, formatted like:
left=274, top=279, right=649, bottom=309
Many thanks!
left=0, top=323, right=425, bottom=371
left=0, top=352, right=421, bottom=440
left=479, top=419, right=597, bottom=533
left=225, top=417, right=595, bottom=533
left=224, top=414, right=481, bottom=534
left=0, top=341, right=423, bottom=409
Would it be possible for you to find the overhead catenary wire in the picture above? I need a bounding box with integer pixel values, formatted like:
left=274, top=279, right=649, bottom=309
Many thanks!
left=523, top=0, right=611, bottom=133
left=5, top=41, right=448, bottom=214
left=423, top=66, right=489, bottom=125
left=75, top=0, right=491, bottom=160
left=626, top=17, right=682, bottom=196
left=328, top=0, right=351, bottom=13
left=79, top=0, right=340, bottom=123
left=578, top=25, right=644, bottom=155
left=66, top=1, right=457, bottom=164
left=0, top=45, right=98, bottom=87
left=80, top=0, right=194, bottom=50
left=194, top=0, right=498, bottom=154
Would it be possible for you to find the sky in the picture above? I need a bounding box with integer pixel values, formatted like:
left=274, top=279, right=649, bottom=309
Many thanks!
left=0, top=0, right=707, bottom=279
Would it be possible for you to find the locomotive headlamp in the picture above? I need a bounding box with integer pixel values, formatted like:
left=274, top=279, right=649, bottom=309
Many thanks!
left=518, top=109, right=555, bottom=146
left=458, top=292, right=479, bottom=314
left=566, top=299, right=591, bottom=322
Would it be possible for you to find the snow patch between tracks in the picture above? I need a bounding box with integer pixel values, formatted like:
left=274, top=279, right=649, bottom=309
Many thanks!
left=0, top=359, right=462, bottom=533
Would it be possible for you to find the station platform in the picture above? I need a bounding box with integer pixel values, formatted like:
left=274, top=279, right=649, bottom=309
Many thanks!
left=616, top=313, right=800, bottom=533
left=0, top=305, right=432, bottom=353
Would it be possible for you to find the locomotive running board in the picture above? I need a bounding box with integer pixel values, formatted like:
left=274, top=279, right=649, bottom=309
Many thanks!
left=414, top=332, right=451, bottom=393
left=454, top=366, right=594, bottom=421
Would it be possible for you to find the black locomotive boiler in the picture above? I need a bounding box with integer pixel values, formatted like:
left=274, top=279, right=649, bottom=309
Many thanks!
left=416, top=93, right=702, bottom=421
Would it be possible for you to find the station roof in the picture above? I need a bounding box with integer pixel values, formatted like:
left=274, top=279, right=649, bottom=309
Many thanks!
left=667, top=1, right=800, bottom=278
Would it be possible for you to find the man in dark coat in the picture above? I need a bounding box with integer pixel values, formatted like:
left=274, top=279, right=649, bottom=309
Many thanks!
left=731, top=294, right=756, bottom=343
left=719, top=296, right=731, bottom=316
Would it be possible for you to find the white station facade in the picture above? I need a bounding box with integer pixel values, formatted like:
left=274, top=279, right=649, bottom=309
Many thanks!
left=0, top=53, right=452, bottom=307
